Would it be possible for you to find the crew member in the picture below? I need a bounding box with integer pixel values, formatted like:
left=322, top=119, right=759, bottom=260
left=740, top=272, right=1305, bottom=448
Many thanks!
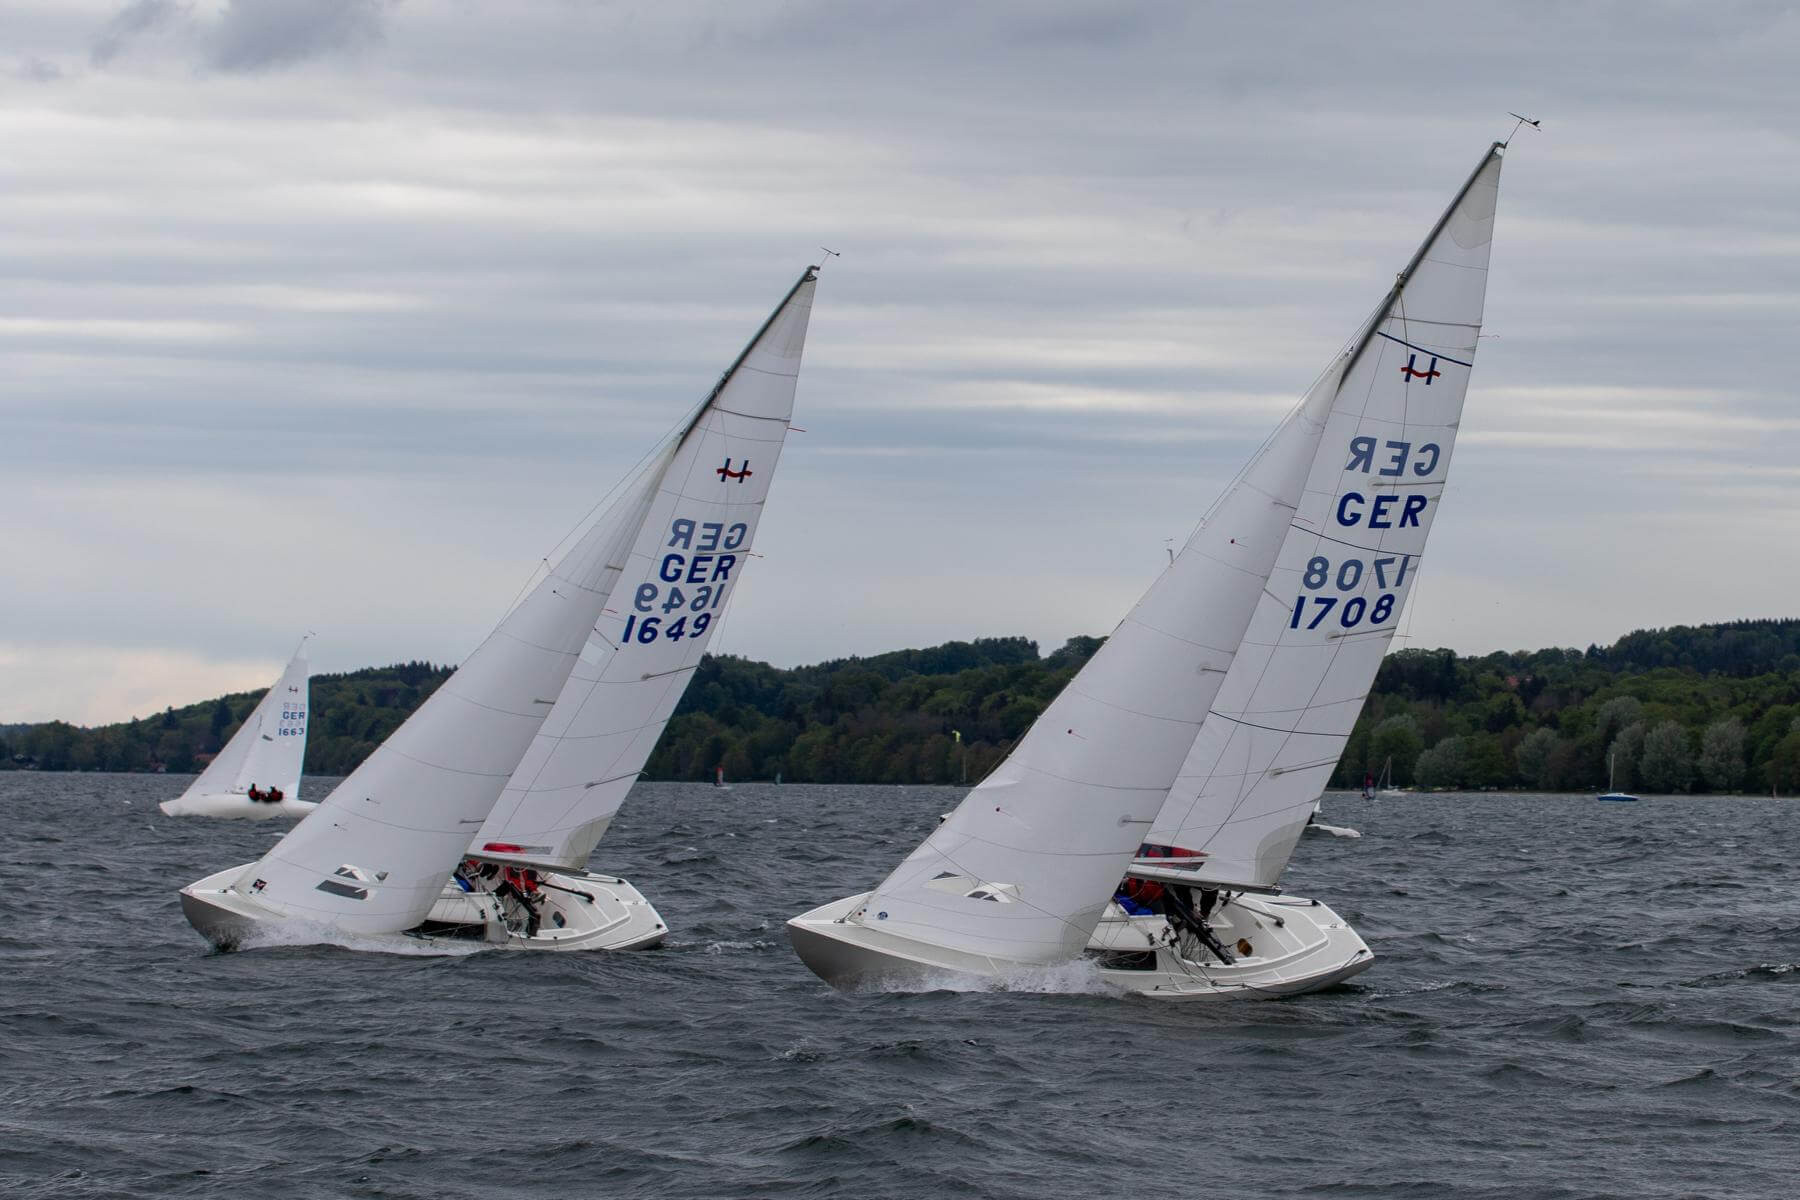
left=496, top=865, right=541, bottom=937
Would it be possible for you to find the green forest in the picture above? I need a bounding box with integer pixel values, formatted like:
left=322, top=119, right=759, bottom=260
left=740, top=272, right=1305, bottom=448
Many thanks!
left=8, top=619, right=1800, bottom=794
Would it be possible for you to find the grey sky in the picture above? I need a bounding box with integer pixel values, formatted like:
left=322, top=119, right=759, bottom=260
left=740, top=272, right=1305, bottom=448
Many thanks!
left=4, top=1, right=1798, bottom=724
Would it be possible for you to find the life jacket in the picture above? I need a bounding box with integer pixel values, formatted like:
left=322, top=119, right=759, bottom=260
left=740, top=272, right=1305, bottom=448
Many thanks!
left=1121, top=877, right=1165, bottom=906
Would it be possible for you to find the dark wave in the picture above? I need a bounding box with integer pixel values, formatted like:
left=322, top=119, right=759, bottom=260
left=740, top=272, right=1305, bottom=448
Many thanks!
left=0, top=776, right=1795, bottom=1198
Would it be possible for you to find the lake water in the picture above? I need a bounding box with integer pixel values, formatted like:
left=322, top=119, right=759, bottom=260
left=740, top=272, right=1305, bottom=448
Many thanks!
left=1, top=775, right=1794, bottom=1198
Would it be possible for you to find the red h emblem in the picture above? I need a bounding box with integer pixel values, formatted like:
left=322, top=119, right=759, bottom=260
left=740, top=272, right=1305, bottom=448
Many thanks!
left=1400, top=353, right=1441, bottom=385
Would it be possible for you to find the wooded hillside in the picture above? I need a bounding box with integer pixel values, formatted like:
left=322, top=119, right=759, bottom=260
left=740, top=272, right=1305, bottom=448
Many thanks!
left=9, top=620, right=1800, bottom=793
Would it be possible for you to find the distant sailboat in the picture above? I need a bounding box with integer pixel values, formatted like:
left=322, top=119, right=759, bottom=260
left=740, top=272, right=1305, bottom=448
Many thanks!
left=1376, top=756, right=1405, bottom=797
left=181, top=267, right=820, bottom=951
left=790, top=142, right=1508, bottom=999
left=1598, top=752, right=1639, bottom=802
left=160, top=641, right=313, bottom=819
left=1305, top=798, right=1362, bottom=839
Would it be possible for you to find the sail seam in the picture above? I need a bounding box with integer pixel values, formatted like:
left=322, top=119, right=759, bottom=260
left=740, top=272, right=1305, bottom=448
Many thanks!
left=1056, top=678, right=1219, bottom=728
left=710, top=405, right=796, bottom=421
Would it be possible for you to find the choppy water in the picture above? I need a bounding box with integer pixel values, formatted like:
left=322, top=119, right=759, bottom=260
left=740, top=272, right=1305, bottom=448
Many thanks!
left=2, top=775, right=1795, bottom=1199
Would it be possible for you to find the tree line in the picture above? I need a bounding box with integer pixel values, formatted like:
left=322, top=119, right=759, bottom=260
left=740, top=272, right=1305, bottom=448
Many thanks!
left=8, top=619, right=1800, bottom=793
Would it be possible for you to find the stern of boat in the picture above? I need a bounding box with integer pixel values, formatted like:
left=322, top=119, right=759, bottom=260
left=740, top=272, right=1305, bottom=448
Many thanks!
left=1091, top=893, right=1375, bottom=1001
left=513, top=870, right=667, bottom=951
left=413, top=868, right=668, bottom=951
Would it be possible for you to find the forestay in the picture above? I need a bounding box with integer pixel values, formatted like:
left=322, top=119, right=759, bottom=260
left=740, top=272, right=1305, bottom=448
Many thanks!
left=848, top=361, right=1345, bottom=964
left=472, top=269, right=818, bottom=870
left=1147, top=144, right=1505, bottom=889
left=175, top=642, right=310, bottom=803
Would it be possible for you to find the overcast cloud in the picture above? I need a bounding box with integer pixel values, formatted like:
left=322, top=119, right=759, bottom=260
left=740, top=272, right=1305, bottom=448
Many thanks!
left=3, top=0, right=1798, bottom=724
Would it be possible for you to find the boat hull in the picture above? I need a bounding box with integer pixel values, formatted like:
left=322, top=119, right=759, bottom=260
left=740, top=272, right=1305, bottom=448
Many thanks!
left=179, top=863, right=285, bottom=950
left=787, top=893, right=1045, bottom=989
left=160, top=792, right=317, bottom=819
left=788, top=890, right=1373, bottom=1000
left=1087, top=893, right=1374, bottom=1000
left=180, top=862, right=665, bottom=953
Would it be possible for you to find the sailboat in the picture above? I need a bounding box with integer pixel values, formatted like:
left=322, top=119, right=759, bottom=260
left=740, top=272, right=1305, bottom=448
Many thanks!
left=160, top=641, right=313, bottom=819
left=1304, top=797, right=1362, bottom=839
left=1376, top=756, right=1405, bottom=797
left=181, top=266, right=820, bottom=951
left=790, top=143, right=1507, bottom=999
left=1597, top=752, right=1639, bottom=802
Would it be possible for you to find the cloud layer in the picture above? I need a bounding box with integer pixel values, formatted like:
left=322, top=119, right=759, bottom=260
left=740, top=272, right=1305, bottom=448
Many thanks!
left=4, top=1, right=1798, bottom=723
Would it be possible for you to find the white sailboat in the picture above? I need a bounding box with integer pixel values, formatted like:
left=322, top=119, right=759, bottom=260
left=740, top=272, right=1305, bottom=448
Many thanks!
left=790, top=143, right=1507, bottom=999
left=430, top=274, right=814, bottom=951
left=1376, top=756, right=1406, bottom=797
left=1303, top=797, right=1362, bottom=840
left=1597, top=751, right=1639, bottom=802
left=1084, top=143, right=1506, bottom=999
left=786, top=317, right=1346, bottom=989
left=181, top=267, right=820, bottom=951
left=160, top=641, right=313, bottom=819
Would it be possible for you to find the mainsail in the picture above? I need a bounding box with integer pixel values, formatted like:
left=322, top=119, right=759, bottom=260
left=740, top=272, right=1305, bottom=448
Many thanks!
left=1146, top=144, right=1505, bottom=889
left=162, top=642, right=310, bottom=812
left=844, top=362, right=1344, bottom=965
left=472, top=269, right=817, bottom=870
left=226, top=269, right=818, bottom=935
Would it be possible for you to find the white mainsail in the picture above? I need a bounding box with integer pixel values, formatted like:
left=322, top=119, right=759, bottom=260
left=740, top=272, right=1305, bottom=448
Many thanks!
left=840, top=362, right=1344, bottom=965
left=472, top=269, right=816, bottom=870
left=161, top=642, right=310, bottom=816
left=205, top=269, right=818, bottom=937
left=1146, top=144, right=1505, bottom=890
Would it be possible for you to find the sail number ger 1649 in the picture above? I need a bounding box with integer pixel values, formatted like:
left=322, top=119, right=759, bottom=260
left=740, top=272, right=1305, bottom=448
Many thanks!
left=620, top=517, right=748, bottom=645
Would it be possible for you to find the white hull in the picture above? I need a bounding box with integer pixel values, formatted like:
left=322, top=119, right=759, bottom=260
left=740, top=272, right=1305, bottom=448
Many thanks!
left=787, top=892, right=1051, bottom=988
left=1086, top=893, right=1374, bottom=1000
left=413, top=868, right=667, bottom=952
left=1306, top=820, right=1361, bottom=838
left=788, top=890, right=1372, bottom=1001
left=179, top=863, right=286, bottom=949
left=160, top=792, right=317, bottom=820
left=179, top=862, right=664, bottom=952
